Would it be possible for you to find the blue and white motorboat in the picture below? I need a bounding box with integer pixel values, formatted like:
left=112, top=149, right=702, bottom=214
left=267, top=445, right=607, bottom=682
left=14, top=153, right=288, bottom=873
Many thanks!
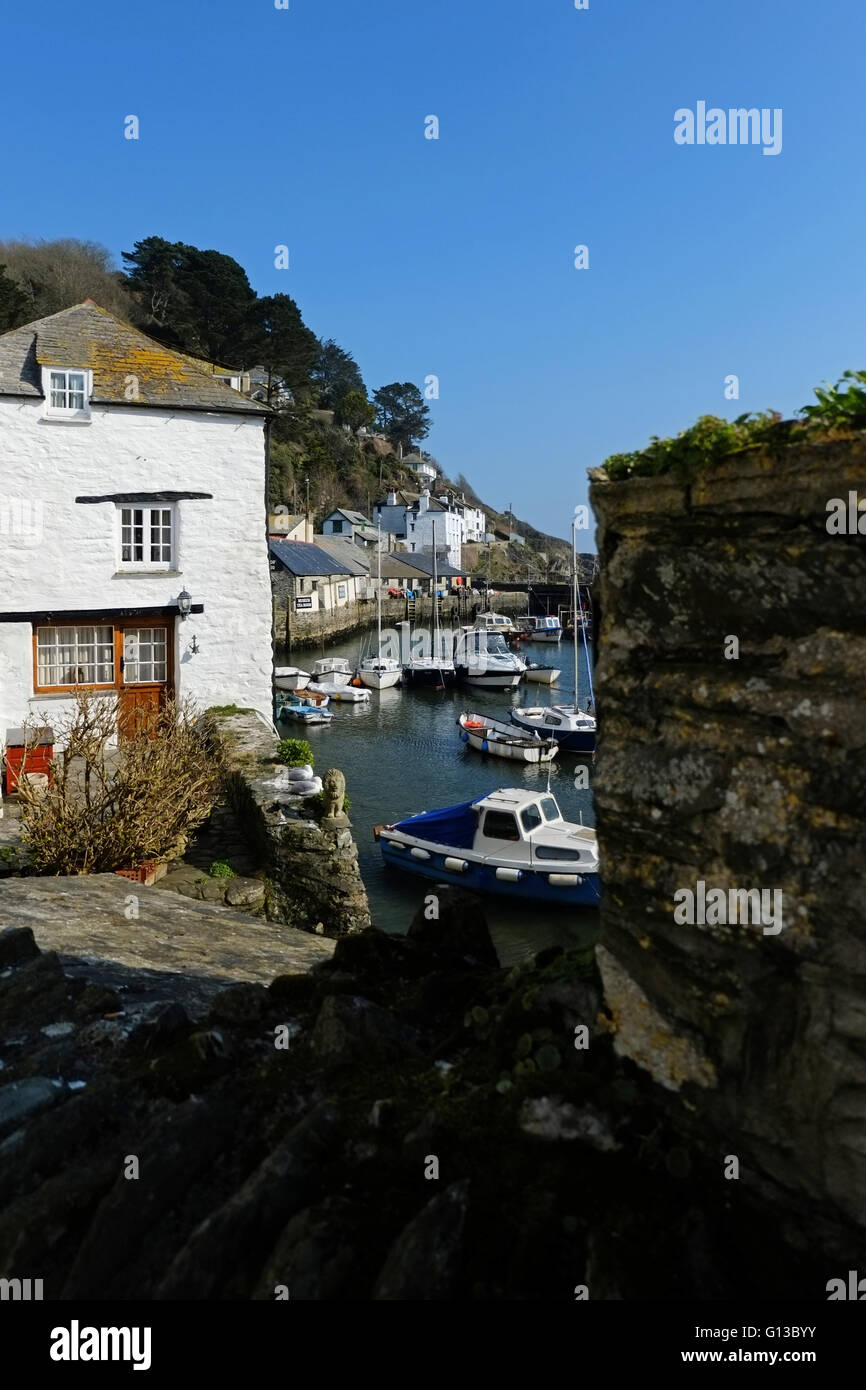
left=510, top=703, right=595, bottom=752
left=376, top=787, right=599, bottom=907
left=524, top=615, right=563, bottom=643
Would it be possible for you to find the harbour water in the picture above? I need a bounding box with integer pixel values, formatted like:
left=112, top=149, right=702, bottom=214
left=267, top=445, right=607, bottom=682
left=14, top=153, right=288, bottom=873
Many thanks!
left=276, top=625, right=599, bottom=965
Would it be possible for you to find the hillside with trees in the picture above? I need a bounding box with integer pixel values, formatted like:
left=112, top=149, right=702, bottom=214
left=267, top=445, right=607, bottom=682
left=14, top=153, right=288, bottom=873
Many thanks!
left=0, top=235, right=582, bottom=578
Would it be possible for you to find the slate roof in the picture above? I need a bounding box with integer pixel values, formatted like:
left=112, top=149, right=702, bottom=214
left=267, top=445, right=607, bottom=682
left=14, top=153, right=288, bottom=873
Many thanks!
left=388, top=551, right=468, bottom=578
left=0, top=301, right=268, bottom=414
left=313, top=537, right=371, bottom=577
left=382, top=553, right=435, bottom=579
left=325, top=507, right=371, bottom=527
left=269, top=539, right=353, bottom=577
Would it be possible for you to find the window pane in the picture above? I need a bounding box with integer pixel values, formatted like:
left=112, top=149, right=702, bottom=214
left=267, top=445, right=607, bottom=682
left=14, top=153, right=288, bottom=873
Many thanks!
left=36, top=624, right=114, bottom=687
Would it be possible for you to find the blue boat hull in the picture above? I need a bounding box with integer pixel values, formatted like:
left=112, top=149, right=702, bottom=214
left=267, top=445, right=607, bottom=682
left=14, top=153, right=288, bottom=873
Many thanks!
left=380, top=841, right=600, bottom=907
left=509, top=710, right=596, bottom=753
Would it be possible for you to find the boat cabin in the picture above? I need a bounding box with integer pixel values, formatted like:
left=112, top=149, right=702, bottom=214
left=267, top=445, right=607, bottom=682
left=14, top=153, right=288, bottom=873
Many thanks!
left=474, top=612, right=516, bottom=634
left=389, top=787, right=596, bottom=867
left=527, top=616, right=562, bottom=635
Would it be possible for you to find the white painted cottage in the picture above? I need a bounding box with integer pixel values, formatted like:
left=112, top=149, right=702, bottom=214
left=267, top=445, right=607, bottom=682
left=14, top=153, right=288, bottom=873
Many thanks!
left=0, top=301, right=273, bottom=745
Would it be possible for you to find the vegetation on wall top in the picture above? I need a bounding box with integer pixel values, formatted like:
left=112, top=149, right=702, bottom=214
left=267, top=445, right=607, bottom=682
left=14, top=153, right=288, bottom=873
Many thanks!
left=602, top=371, right=866, bottom=482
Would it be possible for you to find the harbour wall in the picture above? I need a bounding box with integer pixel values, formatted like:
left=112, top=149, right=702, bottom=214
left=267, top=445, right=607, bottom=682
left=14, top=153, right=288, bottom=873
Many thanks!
left=589, top=433, right=866, bottom=1246
left=275, top=590, right=533, bottom=654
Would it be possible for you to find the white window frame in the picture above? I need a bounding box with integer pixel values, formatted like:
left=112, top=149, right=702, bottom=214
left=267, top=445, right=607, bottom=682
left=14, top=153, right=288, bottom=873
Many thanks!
left=117, top=504, right=176, bottom=571
left=41, top=367, right=92, bottom=420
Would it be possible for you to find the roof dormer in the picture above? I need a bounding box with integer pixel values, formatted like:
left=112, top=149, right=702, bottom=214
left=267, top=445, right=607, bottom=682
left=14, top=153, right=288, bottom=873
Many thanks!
left=41, top=365, right=92, bottom=423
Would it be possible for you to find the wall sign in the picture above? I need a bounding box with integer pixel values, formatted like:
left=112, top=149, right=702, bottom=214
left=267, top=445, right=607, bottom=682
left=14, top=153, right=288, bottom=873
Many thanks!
left=295, top=596, right=313, bottom=610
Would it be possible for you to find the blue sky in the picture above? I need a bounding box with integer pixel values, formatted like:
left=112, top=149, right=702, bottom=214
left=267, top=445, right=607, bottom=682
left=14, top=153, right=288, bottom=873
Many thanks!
left=1, top=0, right=863, bottom=540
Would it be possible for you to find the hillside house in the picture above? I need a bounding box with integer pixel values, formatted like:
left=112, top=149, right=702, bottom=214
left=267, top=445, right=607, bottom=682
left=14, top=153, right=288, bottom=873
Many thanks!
left=0, top=301, right=273, bottom=746
left=320, top=507, right=381, bottom=548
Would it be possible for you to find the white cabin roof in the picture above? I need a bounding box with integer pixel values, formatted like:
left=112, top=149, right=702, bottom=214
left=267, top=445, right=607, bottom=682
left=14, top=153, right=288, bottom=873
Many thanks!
left=475, top=788, right=554, bottom=813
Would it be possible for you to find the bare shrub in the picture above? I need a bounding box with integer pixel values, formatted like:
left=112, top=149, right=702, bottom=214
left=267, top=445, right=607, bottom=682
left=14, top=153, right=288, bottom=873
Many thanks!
left=16, top=692, right=224, bottom=875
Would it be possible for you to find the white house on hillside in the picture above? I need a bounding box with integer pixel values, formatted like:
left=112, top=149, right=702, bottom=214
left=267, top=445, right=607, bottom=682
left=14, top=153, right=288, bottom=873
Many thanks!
left=0, top=300, right=273, bottom=746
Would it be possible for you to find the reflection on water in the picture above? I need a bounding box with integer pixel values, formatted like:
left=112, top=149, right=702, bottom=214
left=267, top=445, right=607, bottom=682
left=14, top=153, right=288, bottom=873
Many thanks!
left=277, top=630, right=599, bottom=965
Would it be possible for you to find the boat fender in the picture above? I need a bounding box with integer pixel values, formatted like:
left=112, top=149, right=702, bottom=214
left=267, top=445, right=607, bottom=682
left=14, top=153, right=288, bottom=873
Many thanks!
left=460, top=731, right=469, bottom=743
left=410, top=847, right=431, bottom=861
left=548, top=873, right=578, bottom=887
left=481, top=739, right=489, bottom=753
left=443, top=856, right=469, bottom=873
left=495, top=867, right=522, bottom=882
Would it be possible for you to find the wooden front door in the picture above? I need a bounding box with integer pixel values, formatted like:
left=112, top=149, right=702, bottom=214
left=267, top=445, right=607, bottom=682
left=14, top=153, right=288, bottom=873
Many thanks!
left=118, top=624, right=170, bottom=737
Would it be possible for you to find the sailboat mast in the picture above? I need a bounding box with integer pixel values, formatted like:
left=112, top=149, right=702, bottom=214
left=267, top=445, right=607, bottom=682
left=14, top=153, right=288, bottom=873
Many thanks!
left=572, top=519, right=579, bottom=709
left=376, top=520, right=382, bottom=654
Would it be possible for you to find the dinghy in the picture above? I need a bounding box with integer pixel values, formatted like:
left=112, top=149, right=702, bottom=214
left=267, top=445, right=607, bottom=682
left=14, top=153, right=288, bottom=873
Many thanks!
left=274, top=666, right=310, bottom=691
left=307, top=681, right=371, bottom=702
left=458, top=712, right=558, bottom=763
left=376, top=787, right=599, bottom=907
left=276, top=693, right=333, bottom=724
left=524, top=663, right=561, bottom=685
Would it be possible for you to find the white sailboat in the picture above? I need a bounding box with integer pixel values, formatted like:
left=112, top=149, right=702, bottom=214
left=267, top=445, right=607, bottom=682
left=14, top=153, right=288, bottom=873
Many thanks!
left=510, top=521, right=597, bottom=752
left=359, top=525, right=401, bottom=690
left=402, top=521, right=456, bottom=688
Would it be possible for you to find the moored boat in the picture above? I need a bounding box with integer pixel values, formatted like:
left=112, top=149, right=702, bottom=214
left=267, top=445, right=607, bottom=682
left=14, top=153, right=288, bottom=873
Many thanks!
left=276, top=692, right=333, bottom=724
left=524, top=663, right=561, bottom=685
left=274, top=665, right=310, bottom=691
left=458, top=712, right=558, bottom=763
left=376, top=787, right=599, bottom=906
left=510, top=703, right=595, bottom=751
left=359, top=657, right=402, bottom=690
left=307, top=680, right=371, bottom=702
left=454, top=627, right=525, bottom=690
left=524, top=615, right=563, bottom=643
left=312, top=657, right=353, bottom=686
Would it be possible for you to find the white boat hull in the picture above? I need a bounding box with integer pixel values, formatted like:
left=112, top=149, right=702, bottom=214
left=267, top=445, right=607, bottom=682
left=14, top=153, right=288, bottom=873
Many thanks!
left=359, top=662, right=402, bottom=690
left=308, top=681, right=371, bottom=702
left=459, top=714, right=557, bottom=763
left=274, top=667, right=310, bottom=691
left=524, top=666, right=560, bottom=685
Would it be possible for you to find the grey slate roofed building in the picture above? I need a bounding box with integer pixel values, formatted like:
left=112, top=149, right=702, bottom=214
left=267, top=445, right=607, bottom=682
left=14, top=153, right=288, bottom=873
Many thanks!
left=268, top=539, right=353, bottom=577
left=314, top=537, right=371, bottom=577
left=0, top=301, right=269, bottom=414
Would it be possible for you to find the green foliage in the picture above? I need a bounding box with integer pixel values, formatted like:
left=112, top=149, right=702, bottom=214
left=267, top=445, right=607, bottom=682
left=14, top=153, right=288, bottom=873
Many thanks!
left=336, top=388, right=376, bottom=431
left=277, top=737, right=314, bottom=768
left=209, top=860, right=236, bottom=879
left=312, top=339, right=366, bottom=409
left=251, top=292, right=319, bottom=398
left=801, top=370, right=866, bottom=429
left=603, top=411, right=787, bottom=482
left=206, top=704, right=252, bottom=716
left=0, top=263, right=28, bottom=331
left=373, top=382, right=431, bottom=451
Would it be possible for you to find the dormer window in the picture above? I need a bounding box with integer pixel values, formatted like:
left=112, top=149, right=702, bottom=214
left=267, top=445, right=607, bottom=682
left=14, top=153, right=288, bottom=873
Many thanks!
left=42, top=367, right=92, bottom=420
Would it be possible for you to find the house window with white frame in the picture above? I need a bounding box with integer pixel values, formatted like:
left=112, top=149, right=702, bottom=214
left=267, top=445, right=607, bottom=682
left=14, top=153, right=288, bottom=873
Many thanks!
left=43, top=367, right=91, bottom=419
left=118, top=505, right=174, bottom=569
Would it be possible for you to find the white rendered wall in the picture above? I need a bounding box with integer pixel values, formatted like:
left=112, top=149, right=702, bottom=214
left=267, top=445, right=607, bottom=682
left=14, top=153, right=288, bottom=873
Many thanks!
left=0, top=399, right=273, bottom=739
